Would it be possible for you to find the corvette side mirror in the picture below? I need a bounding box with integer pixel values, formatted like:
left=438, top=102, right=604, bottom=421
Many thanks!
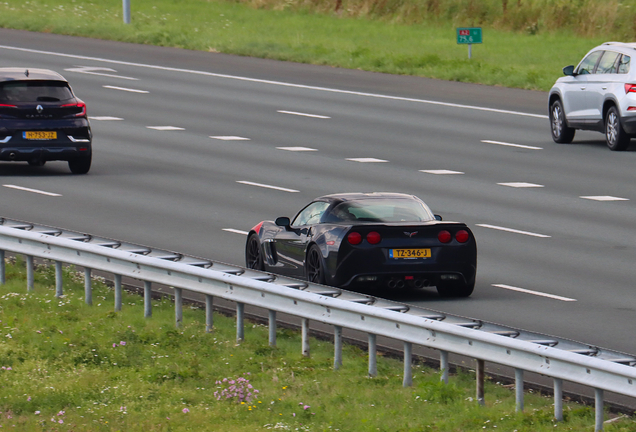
left=275, top=217, right=290, bottom=227
left=434, top=215, right=442, bottom=221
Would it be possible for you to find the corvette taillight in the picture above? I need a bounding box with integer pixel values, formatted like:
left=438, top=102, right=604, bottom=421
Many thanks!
left=438, top=230, right=452, bottom=243
left=455, top=230, right=469, bottom=243
left=625, top=84, right=636, bottom=93
left=366, top=231, right=381, bottom=245
left=62, top=101, right=86, bottom=117
left=347, top=232, right=362, bottom=245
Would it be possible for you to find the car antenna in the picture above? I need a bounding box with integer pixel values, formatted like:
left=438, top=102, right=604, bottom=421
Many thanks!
left=24, top=69, right=29, bottom=77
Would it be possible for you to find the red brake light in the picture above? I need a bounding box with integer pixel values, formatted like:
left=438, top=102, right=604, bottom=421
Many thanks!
left=366, top=231, right=381, bottom=245
left=438, top=230, right=452, bottom=243
left=347, top=232, right=362, bottom=245
left=455, top=230, right=469, bottom=243
left=625, top=84, right=636, bottom=93
left=62, top=101, right=86, bottom=117
left=0, top=103, right=17, bottom=108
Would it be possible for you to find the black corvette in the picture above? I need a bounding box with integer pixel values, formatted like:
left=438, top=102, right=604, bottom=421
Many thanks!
left=245, top=193, right=477, bottom=297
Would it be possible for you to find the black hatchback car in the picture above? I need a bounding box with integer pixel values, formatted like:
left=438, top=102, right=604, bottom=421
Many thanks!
left=0, top=68, right=92, bottom=174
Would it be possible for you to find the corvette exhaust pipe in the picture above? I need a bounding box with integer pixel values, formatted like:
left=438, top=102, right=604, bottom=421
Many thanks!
left=395, top=280, right=405, bottom=289
left=387, top=279, right=397, bottom=288
left=9, top=152, right=16, bottom=160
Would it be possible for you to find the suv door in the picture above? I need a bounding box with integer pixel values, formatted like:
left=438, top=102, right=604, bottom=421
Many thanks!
left=561, top=50, right=602, bottom=124
left=586, top=50, right=621, bottom=128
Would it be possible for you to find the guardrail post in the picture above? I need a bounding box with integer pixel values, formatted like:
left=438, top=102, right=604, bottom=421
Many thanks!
left=301, top=318, right=310, bottom=357
left=236, top=302, right=244, bottom=342
left=174, top=287, right=183, bottom=328
left=334, top=325, right=342, bottom=370
left=26, top=255, right=34, bottom=291
left=84, top=268, right=92, bottom=305
left=268, top=310, right=276, bottom=346
left=143, top=281, right=151, bottom=317
left=554, top=378, right=563, bottom=421
left=55, top=261, right=63, bottom=297
left=595, top=388, right=604, bottom=431
left=0, top=250, right=5, bottom=284
left=368, top=333, right=377, bottom=377
left=440, top=350, right=449, bottom=384
left=476, top=359, right=485, bottom=406
left=205, top=295, right=213, bottom=332
left=114, top=274, right=122, bottom=312
left=403, top=342, right=413, bottom=387
left=515, top=368, right=524, bottom=412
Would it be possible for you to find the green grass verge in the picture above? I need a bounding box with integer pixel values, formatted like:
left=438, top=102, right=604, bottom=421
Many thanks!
left=0, top=257, right=634, bottom=431
left=0, top=0, right=611, bottom=91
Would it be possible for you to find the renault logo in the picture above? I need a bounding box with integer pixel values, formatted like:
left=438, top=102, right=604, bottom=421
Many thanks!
left=36, top=105, right=43, bottom=113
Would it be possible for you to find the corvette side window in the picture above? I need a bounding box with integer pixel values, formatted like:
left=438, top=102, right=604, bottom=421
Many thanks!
left=292, top=202, right=330, bottom=226
left=618, top=55, right=631, bottom=74
left=576, top=51, right=602, bottom=75
left=595, top=51, right=620, bottom=74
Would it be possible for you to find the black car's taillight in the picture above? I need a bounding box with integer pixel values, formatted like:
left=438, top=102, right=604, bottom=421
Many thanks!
left=347, top=232, right=362, bottom=245
left=455, top=230, right=470, bottom=243
left=438, top=230, right=452, bottom=243
left=62, top=101, right=86, bottom=117
left=366, top=231, right=381, bottom=244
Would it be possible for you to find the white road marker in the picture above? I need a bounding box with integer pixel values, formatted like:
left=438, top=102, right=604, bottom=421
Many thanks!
left=103, top=85, right=148, bottom=93
left=346, top=158, right=388, bottom=163
left=237, top=181, right=299, bottom=193
left=223, top=228, right=249, bottom=235
left=277, top=146, right=318, bottom=152
left=3, top=184, right=61, bottom=197
left=580, top=196, right=629, bottom=201
left=481, top=140, right=542, bottom=150
left=147, top=126, right=185, bottom=131
left=65, top=66, right=138, bottom=80
left=277, top=110, right=330, bottom=119
left=0, top=45, right=547, bottom=120
left=498, top=182, right=544, bottom=188
left=210, top=136, right=251, bottom=141
left=419, top=169, right=464, bottom=175
left=492, top=284, right=577, bottom=302
left=89, top=116, right=123, bottom=121
left=476, top=224, right=551, bottom=238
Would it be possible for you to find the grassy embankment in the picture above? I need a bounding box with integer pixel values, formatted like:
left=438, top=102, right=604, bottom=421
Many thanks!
left=3, top=0, right=636, bottom=91
left=0, top=258, right=634, bottom=431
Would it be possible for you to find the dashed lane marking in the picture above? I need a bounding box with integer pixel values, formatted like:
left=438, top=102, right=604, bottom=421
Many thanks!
left=420, top=169, right=464, bottom=175
left=147, top=126, right=185, bottom=131
left=498, top=182, right=544, bottom=188
left=277, top=147, right=318, bottom=152
left=3, top=185, right=61, bottom=197
left=89, top=116, right=123, bottom=121
left=481, top=140, right=543, bottom=150
left=476, top=224, right=551, bottom=238
left=65, top=66, right=138, bottom=80
left=580, top=196, right=629, bottom=201
left=346, top=158, right=388, bottom=163
left=223, top=228, right=249, bottom=235
left=236, top=181, right=300, bottom=193
left=210, top=136, right=251, bottom=141
left=103, top=85, right=148, bottom=93
left=492, top=284, right=577, bottom=302
left=277, top=110, right=330, bottom=119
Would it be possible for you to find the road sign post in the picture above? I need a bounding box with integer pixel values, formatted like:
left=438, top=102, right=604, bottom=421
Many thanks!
left=456, top=27, right=482, bottom=59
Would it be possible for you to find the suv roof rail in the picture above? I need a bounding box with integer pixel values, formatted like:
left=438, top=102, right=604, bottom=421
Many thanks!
left=603, top=41, right=636, bottom=49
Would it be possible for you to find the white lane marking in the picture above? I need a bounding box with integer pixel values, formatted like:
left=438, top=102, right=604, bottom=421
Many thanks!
left=476, top=224, right=551, bottom=238
left=481, top=140, right=542, bottom=150
left=223, top=228, right=249, bottom=235
left=89, top=116, right=123, bottom=121
left=65, top=66, right=138, bottom=80
left=0, top=45, right=547, bottom=120
left=346, top=158, right=388, bottom=163
left=492, top=284, right=577, bottom=302
left=147, top=126, right=185, bottom=131
left=3, top=184, right=61, bottom=197
left=277, top=110, right=330, bottom=119
left=277, top=146, right=318, bottom=152
left=419, top=169, right=464, bottom=175
left=210, top=136, right=251, bottom=141
left=580, top=195, right=629, bottom=201
left=103, top=85, right=148, bottom=93
left=237, top=180, right=299, bottom=193
left=498, top=182, right=544, bottom=188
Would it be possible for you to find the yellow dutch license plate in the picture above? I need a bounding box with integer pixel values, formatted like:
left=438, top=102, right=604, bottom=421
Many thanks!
left=390, top=248, right=431, bottom=259
left=23, top=131, right=57, bottom=140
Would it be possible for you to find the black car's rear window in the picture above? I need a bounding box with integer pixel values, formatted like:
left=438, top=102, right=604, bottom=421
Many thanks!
left=0, top=80, right=73, bottom=103
left=324, top=199, right=435, bottom=223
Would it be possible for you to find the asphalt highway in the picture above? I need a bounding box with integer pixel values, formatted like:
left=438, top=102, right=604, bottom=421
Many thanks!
left=1, top=29, right=635, bottom=358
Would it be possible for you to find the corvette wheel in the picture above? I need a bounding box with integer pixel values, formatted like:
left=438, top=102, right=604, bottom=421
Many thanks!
left=305, top=245, right=326, bottom=285
left=436, top=279, right=475, bottom=298
left=605, top=106, right=630, bottom=151
left=245, top=233, right=265, bottom=271
left=549, top=99, right=575, bottom=144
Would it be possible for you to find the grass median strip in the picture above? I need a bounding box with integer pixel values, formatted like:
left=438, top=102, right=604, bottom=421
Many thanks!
left=0, top=257, right=632, bottom=430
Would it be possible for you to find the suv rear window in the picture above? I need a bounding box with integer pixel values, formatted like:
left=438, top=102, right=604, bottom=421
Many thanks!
left=0, top=80, right=73, bottom=102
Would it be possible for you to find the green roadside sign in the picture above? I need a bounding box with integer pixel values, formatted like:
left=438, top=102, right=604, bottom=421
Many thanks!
left=456, top=27, right=482, bottom=44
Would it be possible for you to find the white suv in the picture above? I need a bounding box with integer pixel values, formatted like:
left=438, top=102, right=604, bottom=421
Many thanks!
left=549, top=42, right=636, bottom=151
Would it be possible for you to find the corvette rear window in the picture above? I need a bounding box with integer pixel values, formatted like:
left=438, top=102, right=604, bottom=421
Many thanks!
left=0, top=80, right=73, bottom=102
left=326, top=199, right=434, bottom=223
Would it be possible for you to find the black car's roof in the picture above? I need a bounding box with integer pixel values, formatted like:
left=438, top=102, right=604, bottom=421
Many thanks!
left=316, top=192, right=419, bottom=202
left=0, top=68, right=67, bottom=82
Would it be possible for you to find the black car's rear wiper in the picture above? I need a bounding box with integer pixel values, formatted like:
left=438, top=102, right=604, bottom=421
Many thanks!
left=36, top=96, right=60, bottom=102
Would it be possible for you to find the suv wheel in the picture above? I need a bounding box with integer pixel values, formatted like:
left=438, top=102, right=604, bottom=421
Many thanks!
left=605, top=106, right=630, bottom=151
left=68, top=153, right=91, bottom=174
left=550, top=99, right=575, bottom=143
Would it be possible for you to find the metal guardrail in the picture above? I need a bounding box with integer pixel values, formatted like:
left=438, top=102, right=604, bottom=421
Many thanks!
left=0, top=218, right=634, bottom=431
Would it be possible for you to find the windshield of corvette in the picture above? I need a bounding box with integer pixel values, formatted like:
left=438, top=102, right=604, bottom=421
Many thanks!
left=0, top=81, right=73, bottom=103
left=324, top=199, right=435, bottom=223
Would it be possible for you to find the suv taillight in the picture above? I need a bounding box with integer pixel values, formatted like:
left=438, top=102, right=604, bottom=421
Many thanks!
left=625, top=84, right=636, bottom=94
left=62, top=101, right=86, bottom=117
